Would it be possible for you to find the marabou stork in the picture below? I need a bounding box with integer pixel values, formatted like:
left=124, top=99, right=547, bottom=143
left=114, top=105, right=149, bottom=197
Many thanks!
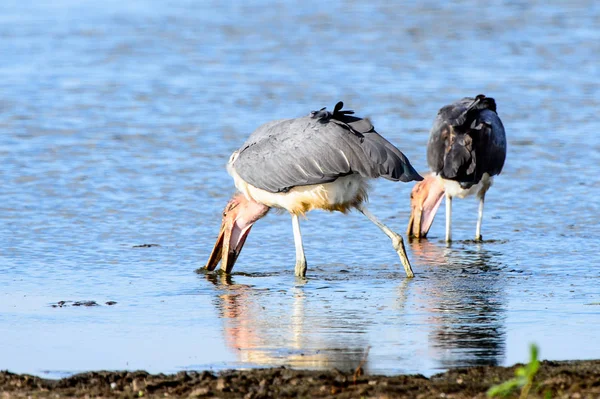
left=407, top=94, right=506, bottom=242
left=205, top=101, right=423, bottom=277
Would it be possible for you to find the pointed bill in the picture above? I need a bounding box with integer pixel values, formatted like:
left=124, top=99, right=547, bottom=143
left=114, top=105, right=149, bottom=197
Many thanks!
left=407, top=175, right=445, bottom=238
left=204, top=194, right=269, bottom=274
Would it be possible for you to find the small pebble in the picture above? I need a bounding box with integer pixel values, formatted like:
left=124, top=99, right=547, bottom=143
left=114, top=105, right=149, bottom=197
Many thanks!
left=189, top=387, right=210, bottom=397
left=216, top=378, right=227, bottom=391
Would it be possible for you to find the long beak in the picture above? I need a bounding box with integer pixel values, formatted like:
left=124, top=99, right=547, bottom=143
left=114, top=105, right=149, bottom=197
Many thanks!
left=205, top=221, right=226, bottom=271
left=205, top=194, right=269, bottom=274
left=205, top=216, right=254, bottom=274
left=407, top=175, right=445, bottom=238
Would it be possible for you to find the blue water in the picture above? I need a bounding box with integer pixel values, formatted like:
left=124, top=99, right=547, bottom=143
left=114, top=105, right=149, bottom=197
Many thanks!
left=1, top=0, right=599, bottom=378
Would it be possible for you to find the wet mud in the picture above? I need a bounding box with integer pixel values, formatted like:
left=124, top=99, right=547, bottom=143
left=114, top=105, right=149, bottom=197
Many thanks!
left=2, top=360, right=599, bottom=398
left=50, top=301, right=117, bottom=308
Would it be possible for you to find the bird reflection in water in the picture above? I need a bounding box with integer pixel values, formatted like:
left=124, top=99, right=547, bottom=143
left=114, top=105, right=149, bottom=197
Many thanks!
left=409, top=239, right=507, bottom=369
left=205, top=273, right=369, bottom=371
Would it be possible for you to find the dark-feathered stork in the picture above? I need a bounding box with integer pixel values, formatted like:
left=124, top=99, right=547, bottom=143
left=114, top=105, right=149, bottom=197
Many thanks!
left=407, top=94, right=506, bottom=242
left=205, top=101, right=423, bottom=278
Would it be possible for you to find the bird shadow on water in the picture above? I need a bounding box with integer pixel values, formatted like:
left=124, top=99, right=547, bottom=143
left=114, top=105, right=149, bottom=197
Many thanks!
left=199, top=272, right=373, bottom=372
left=409, top=238, right=508, bottom=370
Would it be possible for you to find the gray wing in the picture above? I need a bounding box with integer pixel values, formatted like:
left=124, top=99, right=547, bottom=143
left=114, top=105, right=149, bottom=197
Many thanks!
left=476, top=109, right=506, bottom=177
left=233, top=103, right=423, bottom=193
left=427, top=95, right=506, bottom=184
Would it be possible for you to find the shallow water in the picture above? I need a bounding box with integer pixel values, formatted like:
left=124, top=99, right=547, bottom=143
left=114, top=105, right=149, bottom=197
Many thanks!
left=1, top=0, right=599, bottom=378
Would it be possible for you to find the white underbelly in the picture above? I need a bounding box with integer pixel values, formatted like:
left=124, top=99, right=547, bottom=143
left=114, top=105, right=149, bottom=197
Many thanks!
left=228, top=159, right=368, bottom=215
left=440, top=173, right=493, bottom=199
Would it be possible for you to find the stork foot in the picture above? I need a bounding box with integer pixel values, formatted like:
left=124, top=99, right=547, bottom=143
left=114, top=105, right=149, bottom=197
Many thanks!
left=391, top=234, right=415, bottom=278
left=294, top=259, right=307, bottom=278
left=475, top=234, right=483, bottom=242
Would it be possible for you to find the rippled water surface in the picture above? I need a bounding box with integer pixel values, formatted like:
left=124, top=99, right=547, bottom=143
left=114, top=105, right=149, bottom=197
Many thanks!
left=1, top=0, right=599, bottom=378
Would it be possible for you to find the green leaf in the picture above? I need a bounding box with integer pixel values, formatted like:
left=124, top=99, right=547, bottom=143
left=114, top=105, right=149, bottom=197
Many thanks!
left=487, top=344, right=541, bottom=398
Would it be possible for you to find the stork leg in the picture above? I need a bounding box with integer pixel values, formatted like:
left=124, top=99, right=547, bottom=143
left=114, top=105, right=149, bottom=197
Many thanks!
left=356, top=204, right=414, bottom=278
left=291, top=214, right=307, bottom=277
left=475, top=192, right=486, bottom=242
left=445, top=193, right=452, bottom=243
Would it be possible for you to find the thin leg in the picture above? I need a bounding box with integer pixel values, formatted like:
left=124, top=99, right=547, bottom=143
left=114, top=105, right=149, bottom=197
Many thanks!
left=475, top=193, right=485, bottom=242
left=356, top=204, right=414, bottom=278
left=445, top=193, right=452, bottom=243
left=291, top=214, right=307, bottom=277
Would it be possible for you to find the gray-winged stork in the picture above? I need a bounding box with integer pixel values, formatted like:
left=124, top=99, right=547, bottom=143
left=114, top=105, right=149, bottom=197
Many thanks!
left=407, top=95, right=506, bottom=242
left=205, top=101, right=423, bottom=278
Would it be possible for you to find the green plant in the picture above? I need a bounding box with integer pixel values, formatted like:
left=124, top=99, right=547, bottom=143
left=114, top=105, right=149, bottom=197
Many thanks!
left=487, top=344, right=540, bottom=398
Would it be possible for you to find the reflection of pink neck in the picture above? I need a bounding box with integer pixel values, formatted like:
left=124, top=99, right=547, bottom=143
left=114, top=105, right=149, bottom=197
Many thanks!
left=409, top=239, right=448, bottom=264
left=219, top=290, right=260, bottom=356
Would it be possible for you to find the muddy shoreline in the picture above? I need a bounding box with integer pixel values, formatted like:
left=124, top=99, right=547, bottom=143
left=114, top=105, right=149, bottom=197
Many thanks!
left=2, top=360, right=599, bottom=398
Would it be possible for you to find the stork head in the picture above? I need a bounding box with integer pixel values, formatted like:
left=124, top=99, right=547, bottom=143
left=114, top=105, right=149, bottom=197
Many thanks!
left=205, top=194, right=269, bottom=273
left=406, top=174, right=445, bottom=238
